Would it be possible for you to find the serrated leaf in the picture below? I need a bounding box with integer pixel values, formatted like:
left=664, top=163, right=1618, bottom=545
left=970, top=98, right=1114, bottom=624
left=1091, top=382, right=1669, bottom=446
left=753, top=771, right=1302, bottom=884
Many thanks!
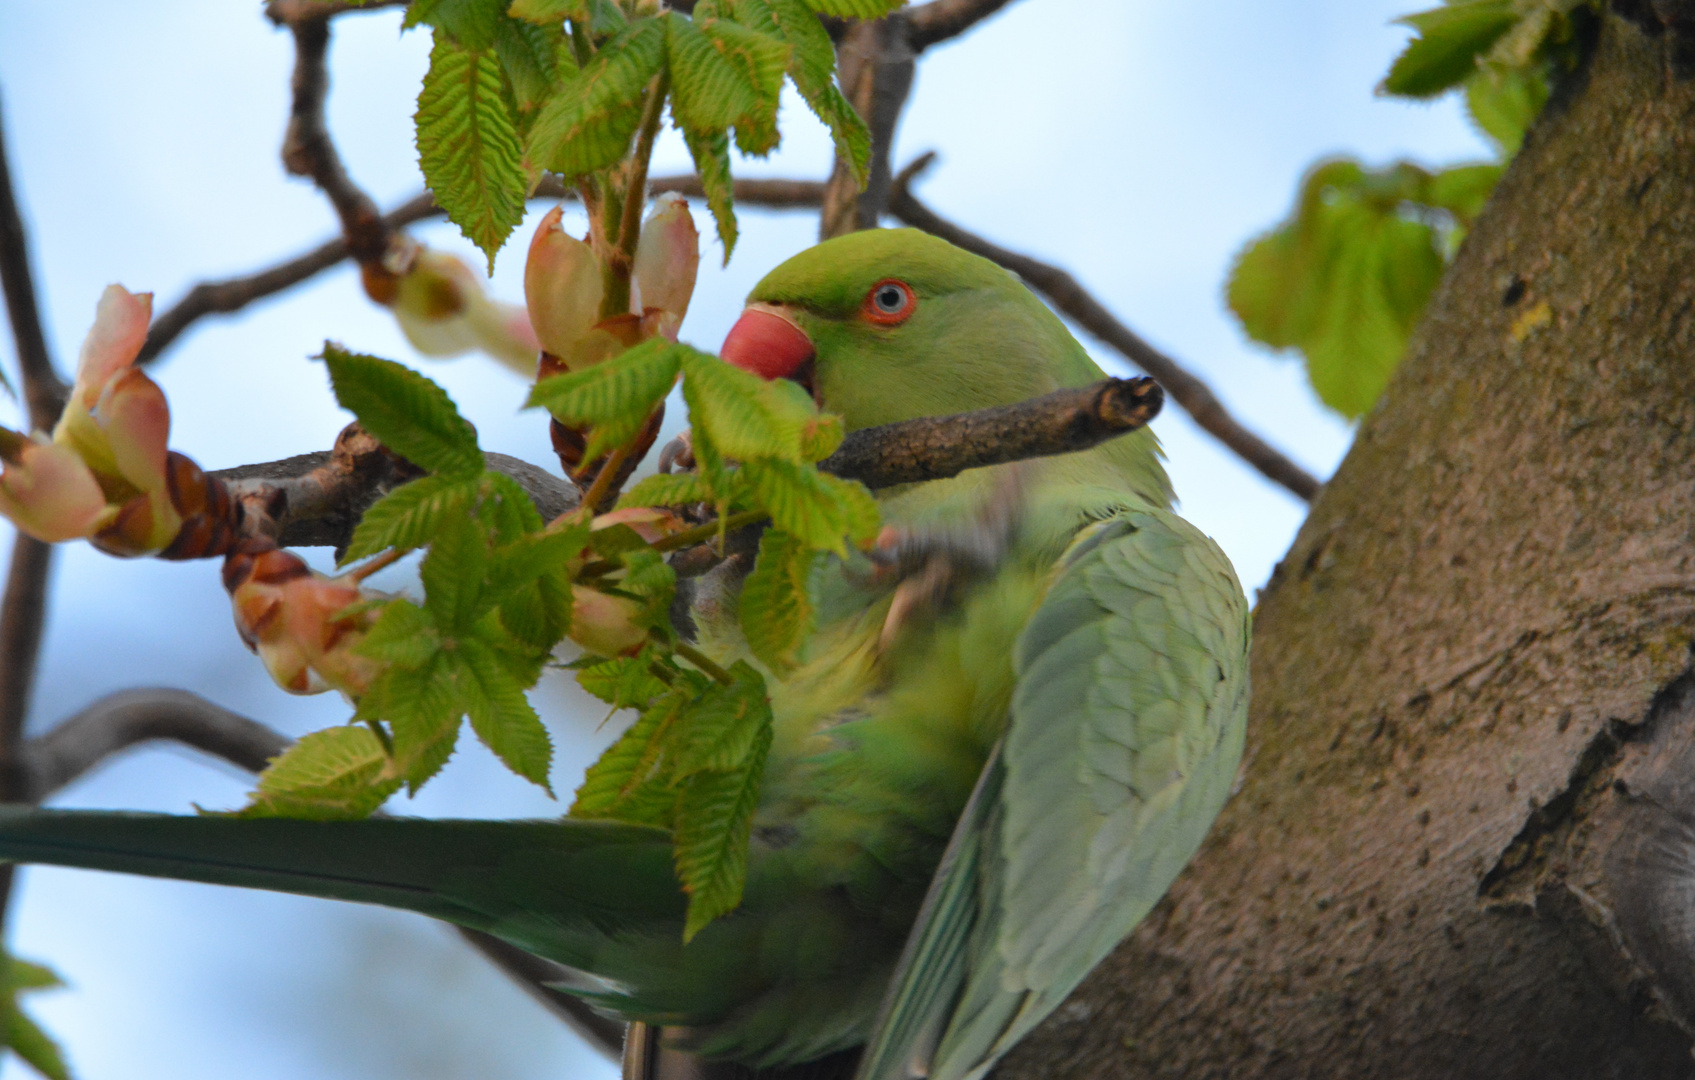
left=589, top=522, right=651, bottom=557
left=740, top=529, right=815, bottom=672
left=478, top=470, right=547, bottom=542
left=676, top=721, right=770, bottom=940
left=373, top=661, right=465, bottom=792
left=746, top=0, right=870, bottom=183
left=500, top=564, right=573, bottom=650
left=672, top=661, right=770, bottom=776
left=508, top=0, right=591, bottom=25
left=1464, top=64, right=1548, bottom=157
left=421, top=512, right=490, bottom=631
left=1425, top=162, right=1502, bottom=225
left=527, top=337, right=681, bottom=459
left=1382, top=0, right=1517, bottom=99
left=406, top=0, right=508, bottom=49
left=799, top=0, right=904, bottom=16
left=484, top=525, right=591, bottom=610
left=357, top=599, right=441, bottom=669
left=2, top=960, right=61, bottom=994
left=238, top=726, right=400, bottom=820
left=322, top=346, right=484, bottom=479
left=571, top=691, right=687, bottom=822
left=6, top=1007, right=70, bottom=1080
left=577, top=651, right=669, bottom=708
left=525, top=19, right=665, bottom=176
left=494, top=17, right=561, bottom=112
left=343, top=473, right=480, bottom=565
left=679, top=349, right=818, bottom=463
left=682, top=126, right=737, bottom=261
left=457, top=638, right=553, bottom=791
left=417, top=34, right=529, bottom=272
left=619, top=471, right=715, bottom=508
left=742, top=459, right=874, bottom=555
left=666, top=13, right=788, bottom=155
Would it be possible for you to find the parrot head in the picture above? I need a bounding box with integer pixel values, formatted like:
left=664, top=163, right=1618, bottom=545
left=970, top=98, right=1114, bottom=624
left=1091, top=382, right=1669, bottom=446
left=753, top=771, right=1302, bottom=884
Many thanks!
left=720, top=229, right=1097, bottom=431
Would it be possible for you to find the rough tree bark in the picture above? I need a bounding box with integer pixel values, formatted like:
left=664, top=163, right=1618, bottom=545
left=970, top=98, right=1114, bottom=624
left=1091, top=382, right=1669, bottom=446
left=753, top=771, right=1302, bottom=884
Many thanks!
left=997, top=12, right=1695, bottom=1079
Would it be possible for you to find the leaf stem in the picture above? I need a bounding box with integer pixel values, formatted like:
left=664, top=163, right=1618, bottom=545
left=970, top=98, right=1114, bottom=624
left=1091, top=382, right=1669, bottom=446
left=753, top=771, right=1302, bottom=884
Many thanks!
left=575, top=436, right=639, bottom=516
left=344, top=547, right=405, bottom=584
left=575, top=510, right=769, bottom=581
left=617, top=71, right=670, bottom=269
left=673, top=641, right=734, bottom=686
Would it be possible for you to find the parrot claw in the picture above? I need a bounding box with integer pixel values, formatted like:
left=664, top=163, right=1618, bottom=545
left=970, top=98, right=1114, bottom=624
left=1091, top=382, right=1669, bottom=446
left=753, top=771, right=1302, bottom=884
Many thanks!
left=658, top=431, right=695, bottom=474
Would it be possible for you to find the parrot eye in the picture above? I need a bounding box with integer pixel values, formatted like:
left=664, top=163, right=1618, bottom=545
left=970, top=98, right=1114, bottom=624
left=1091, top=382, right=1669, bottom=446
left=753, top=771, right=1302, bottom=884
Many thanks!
left=863, top=280, right=916, bottom=326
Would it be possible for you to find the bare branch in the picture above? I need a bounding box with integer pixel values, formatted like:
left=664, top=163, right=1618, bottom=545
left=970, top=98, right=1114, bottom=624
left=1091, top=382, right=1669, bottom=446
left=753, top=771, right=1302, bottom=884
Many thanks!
left=211, top=423, right=579, bottom=552
left=820, top=16, right=916, bottom=237
left=274, top=14, right=394, bottom=268
left=0, top=536, right=52, bottom=803
left=0, top=86, right=67, bottom=427
left=264, top=0, right=408, bottom=22
left=18, top=689, right=287, bottom=801
left=822, top=376, right=1163, bottom=489
left=888, top=154, right=1322, bottom=502
left=906, top=0, right=1021, bottom=51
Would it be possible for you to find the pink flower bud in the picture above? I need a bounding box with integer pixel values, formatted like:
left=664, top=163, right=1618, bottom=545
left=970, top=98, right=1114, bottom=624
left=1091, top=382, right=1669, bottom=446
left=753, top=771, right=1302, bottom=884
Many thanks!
left=524, top=207, right=605, bottom=368
left=0, top=435, right=112, bottom=543
left=227, top=545, right=382, bottom=697
left=567, top=585, right=648, bottom=658
left=389, top=248, right=541, bottom=377
left=593, top=506, right=688, bottom=545
left=72, top=286, right=151, bottom=408
left=633, top=194, right=699, bottom=341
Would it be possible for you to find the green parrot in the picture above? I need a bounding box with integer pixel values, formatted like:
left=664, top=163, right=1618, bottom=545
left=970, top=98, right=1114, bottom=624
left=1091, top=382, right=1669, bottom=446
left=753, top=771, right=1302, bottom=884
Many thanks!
left=0, top=228, right=1249, bottom=1080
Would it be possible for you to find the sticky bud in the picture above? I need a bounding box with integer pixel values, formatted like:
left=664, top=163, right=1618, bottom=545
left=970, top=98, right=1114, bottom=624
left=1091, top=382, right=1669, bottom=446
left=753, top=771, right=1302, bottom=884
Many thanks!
left=525, top=207, right=605, bottom=370
left=633, top=193, right=700, bottom=342
left=226, top=544, right=383, bottom=697
left=567, top=585, right=648, bottom=658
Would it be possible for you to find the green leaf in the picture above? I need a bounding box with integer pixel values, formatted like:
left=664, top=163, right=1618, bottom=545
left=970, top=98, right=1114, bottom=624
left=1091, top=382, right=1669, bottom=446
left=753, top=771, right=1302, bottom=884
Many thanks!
left=746, top=0, right=870, bottom=184
left=676, top=721, right=770, bottom=940
left=457, top=638, right=554, bottom=791
left=682, top=126, right=737, bottom=261
left=571, top=692, right=687, bottom=823
left=577, top=651, right=669, bottom=709
left=618, top=471, right=715, bottom=508
left=1425, top=162, right=1502, bottom=226
left=478, top=470, right=548, bottom=542
left=406, top=0, right=508, bottom=49
left=6, top=1007, right=70, bottom=1080
left=322, top=346, right=484, bottom=479
left=238, top=726, right=400, bottom=820
left=358, top=599, right=442, bottom=670
left=1464, top=64, right=1548, bottom=157
left=667, top=13, right=789, bottom=155
left=1382, top=0, right=1517, bottom=99
left=499, top=564, right=573, bottom=651
left=494, top=17, right=562, bottom=113
left=371, top=661, right=465, bottom=792
left=672, top=662, right=770, bottom=776
left=798, top=0, right=904, bottom=16
left=2, top=960, right=61, bottom=994
left=421, top=512, right=490, bottom=631
left=343, top=473, right=480, bottom=565
left=527, top=338, right=681, bottom=460
left=741, top=460, right=877, bottom=555
left=508, top=0, right=592, bottom=25
left=484, top=525, right=591, bottom=609
left=525, top=19, right=665, bottom=176
left=679, top=349, right=818, bottom=463
left=739, top=528, right=815, bottom=673
left=417, top=33, right=529, bottom=272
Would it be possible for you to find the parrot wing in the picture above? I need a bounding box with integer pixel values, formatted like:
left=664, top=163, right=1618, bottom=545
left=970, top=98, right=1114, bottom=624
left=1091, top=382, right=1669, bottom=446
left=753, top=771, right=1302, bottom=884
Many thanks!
left=0, top=809, right=684, bottom=976
left=855, top=506, right=1251, bottom=1080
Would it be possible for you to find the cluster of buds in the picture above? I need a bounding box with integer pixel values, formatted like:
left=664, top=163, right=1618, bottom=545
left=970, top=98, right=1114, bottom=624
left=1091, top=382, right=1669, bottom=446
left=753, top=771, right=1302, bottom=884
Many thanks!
left=224, top=539, right=383, bottom=697
left=525, top=193, right=700, bottom=376
left=0, top=286, right=189, bottom=555
left=368, top=241, right=542, bottom=378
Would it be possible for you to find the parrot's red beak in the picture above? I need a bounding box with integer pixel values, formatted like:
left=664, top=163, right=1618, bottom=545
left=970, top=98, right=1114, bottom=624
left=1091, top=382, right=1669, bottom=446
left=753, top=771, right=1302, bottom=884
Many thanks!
left=720, top=304, right=816, bottom=398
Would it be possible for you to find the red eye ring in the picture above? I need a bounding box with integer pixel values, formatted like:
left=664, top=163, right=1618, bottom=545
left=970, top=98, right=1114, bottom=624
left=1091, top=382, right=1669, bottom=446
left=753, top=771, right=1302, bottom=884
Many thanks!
left=862, top=279, right=917, bottom=326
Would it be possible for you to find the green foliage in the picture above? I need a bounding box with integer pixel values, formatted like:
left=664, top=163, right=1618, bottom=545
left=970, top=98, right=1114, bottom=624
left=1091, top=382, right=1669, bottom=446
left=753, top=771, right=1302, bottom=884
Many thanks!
left=525, top=337, right=681, bottom=460
left=0, top=951, right=70, bottom=1080
left=417, top=33, right=530, bottom=272
left=526, top=20, right=668, bottom=177
left=739, top=528, right=815, bottom=673
left=238, top=726, right=403, bottom=820
left=342, top=473, right=479, bottom=565
left=321, top=345, right=484, bottom=478
left=1381, top=0, right=1518, bottom=97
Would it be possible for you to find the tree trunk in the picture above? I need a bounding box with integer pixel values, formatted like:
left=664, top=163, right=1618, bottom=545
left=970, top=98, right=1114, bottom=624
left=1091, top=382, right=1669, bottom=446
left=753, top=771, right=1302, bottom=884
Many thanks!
left=999, top=12, right=1695, bottom=1079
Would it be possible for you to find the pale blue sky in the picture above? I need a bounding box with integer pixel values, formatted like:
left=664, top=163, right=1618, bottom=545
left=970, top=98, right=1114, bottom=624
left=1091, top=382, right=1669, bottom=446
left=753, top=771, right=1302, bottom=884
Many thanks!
left=0, top=2, right=1485, bottom=1077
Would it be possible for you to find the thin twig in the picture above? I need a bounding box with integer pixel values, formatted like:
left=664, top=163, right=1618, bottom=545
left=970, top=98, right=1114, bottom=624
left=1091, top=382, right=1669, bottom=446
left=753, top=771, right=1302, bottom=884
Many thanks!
left=820, top=376, right=1164, bottom=489
left=820, top=17, right=916, bottom=237
left=905, top=0, right=1022, bottom=51
left=0, top=87, right=66, bottom=425
left=275, top=15, right=393, bottom=268
left=887, top=154, right=1322, bottom=502
left=264, top=0, right=408, bottom=22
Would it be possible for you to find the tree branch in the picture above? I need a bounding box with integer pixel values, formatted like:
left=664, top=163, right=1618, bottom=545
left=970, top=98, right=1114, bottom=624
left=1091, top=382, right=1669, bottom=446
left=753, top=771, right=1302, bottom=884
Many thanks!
left=905, top=0, right=1021, bottom=51
left=0, top=86, right=66, bottom=426
left=821, top=376, right=1163, bottom=489
left=887, top=153, right=1322, bottom=502
left=273, top=13, right=394, bottom=269
left=820, top=16, right=916, bottom=237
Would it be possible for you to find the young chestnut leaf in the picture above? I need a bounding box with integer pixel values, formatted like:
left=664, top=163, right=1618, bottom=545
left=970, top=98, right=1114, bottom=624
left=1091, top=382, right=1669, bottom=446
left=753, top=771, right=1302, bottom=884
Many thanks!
left=321, top=345, right=484, bottom=479
left=236, top=726, right=402, bottom=820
